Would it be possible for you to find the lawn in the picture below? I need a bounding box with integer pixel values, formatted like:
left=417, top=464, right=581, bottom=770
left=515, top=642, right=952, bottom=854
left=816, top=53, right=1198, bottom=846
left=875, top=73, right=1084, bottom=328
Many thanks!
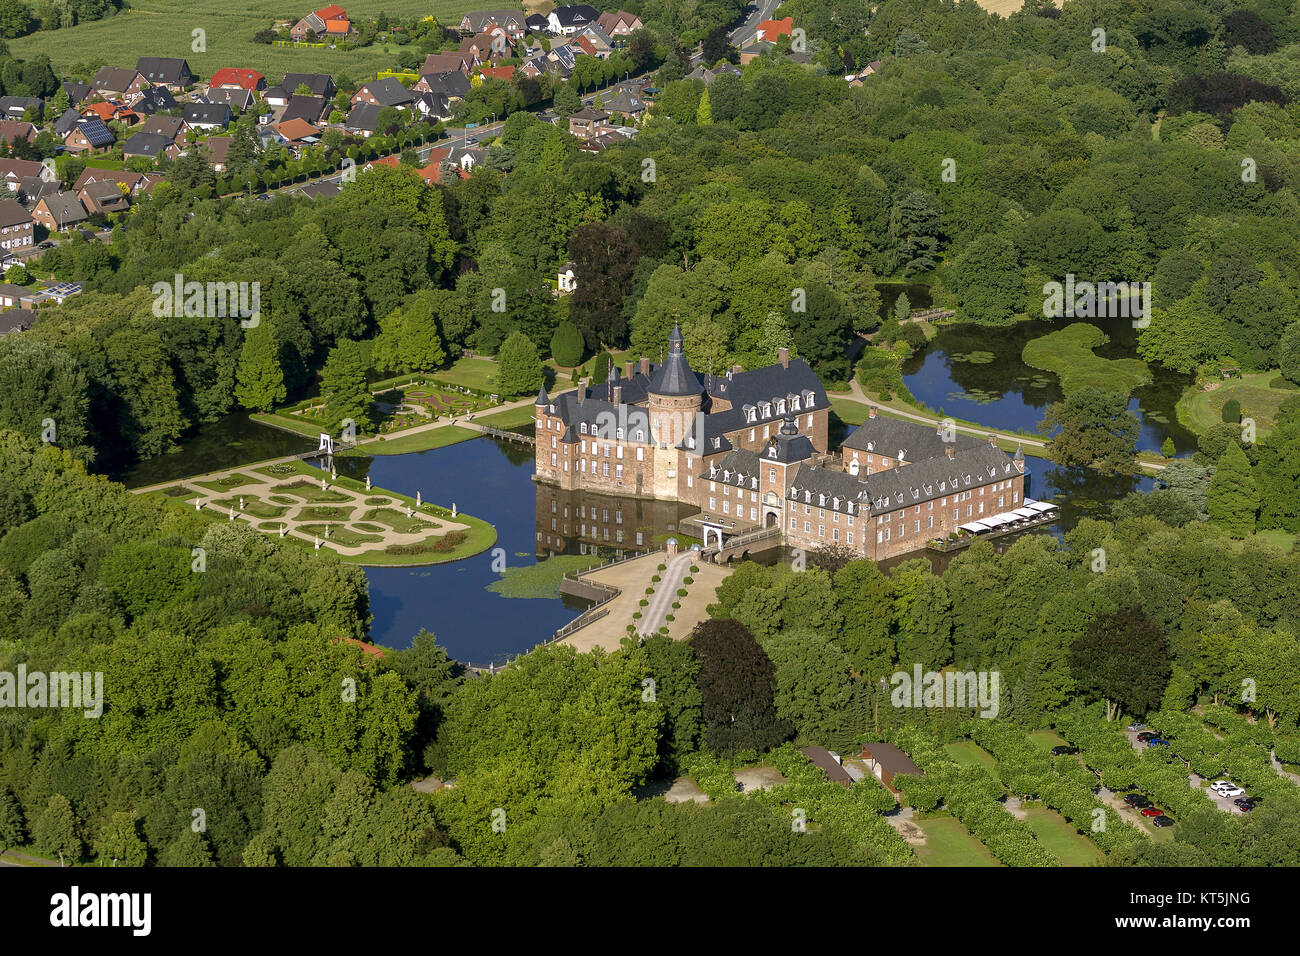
left=344, top=424, right=480, bottom=456
left=271, top=480, right=351, bottom=503
left=440, top=356, right=501, bottom=393
left=913, top=814, right=1003, bottom=867
left=486, top=554, right=603, bottom=599
left=1247, top=528, right=1298, bottom=552
left=944, top=741, right=1001, bottom=780
left=1028, top=730, right=1070, bottom=752
left=251, top=410, right=329, bottom=440
left=1178, top=372, right=1297, bottom=439
left=1021, top=323, right=1152, bottom=397
left=212, top=496, right=287, bottom=519
left=475, top=404, right=538, bottom=429
left=9, top=0, right=488, bottom=79
left=1020, top=807, right=1105, bottom=866
left=193, top=473, right=259, bottom=492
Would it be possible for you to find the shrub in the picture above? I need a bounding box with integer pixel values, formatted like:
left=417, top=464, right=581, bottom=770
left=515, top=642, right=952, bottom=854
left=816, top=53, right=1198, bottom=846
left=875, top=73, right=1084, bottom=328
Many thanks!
left=1221, top=398, right=1241, bottom=423
left=683, top=576, right=693, bottom=585
left=639, top=599, right=648, bottom=606
left=676, top=588, right=687, bottom=597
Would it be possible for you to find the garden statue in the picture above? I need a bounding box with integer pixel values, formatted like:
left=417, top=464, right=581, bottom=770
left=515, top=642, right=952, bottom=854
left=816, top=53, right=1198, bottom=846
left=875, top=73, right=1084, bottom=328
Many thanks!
left=314, top=536, right=321, bottom=550
left=365, top=475, right=371, bottom=491
left=451, top=503, right=457, bottom=517
left=279, top=525, right=286, bottom=538
left=320, top=477, right=327, bottom=491
left=416, top=491, right=422, bottom=506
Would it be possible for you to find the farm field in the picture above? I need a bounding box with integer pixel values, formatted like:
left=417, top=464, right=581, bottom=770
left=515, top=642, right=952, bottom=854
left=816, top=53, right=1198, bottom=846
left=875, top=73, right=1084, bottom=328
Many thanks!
left=913, top=814, right=1003, bottom=867
left=8, top=0, right=488, bottom=79
left=1020, top=807, right=1105, bottom=866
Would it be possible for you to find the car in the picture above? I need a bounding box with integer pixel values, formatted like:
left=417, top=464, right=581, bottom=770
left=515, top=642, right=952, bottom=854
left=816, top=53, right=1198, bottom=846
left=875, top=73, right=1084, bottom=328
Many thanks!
left=1234, top=796, right=1258, bottom=808
left=1126, top=722, right=1148, bottom=732
left=1124, top=794, right=1152, bottom=807
left=256, top=193, right=272, bottom=202
left=37, top=241, right=54, bottom=249
left=1140, top=807, right=1164, bottom=817
left=1136, top=731, right=1159, bottom=741
left=1212, top=781, right=1245, bottom=797
left=1147, top=738, right=1171, bottom=747
left=1152, top=815, right=1175, bottom=827
left=465, top=136, right=478, bottom=145
left=1050, top=745, right=1080, bottom=755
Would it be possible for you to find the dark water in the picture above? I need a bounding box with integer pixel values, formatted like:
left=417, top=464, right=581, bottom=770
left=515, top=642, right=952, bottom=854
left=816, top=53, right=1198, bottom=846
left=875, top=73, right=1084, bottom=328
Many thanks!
left=900, top=317, right=1197, bottom=456
left=877, top=282, right=932, bottom=317
left=333, top=437, right=688, bottom=663
left=118, top=413, right=315, bottom=488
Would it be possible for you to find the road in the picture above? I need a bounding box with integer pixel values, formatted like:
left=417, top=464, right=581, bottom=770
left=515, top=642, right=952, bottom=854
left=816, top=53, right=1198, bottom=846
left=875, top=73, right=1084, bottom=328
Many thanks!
left=730, top=0, right=783, bottom=46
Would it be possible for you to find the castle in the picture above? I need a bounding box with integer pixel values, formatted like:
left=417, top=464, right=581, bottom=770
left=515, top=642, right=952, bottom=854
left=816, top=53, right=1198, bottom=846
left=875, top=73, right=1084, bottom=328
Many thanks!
left=534, top=325, right=1028, bottom=561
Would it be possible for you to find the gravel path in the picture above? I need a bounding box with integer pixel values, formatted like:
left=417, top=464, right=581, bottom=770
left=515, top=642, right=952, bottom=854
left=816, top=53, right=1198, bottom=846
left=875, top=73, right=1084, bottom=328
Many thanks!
left=637, top=552, right=691, bottom=637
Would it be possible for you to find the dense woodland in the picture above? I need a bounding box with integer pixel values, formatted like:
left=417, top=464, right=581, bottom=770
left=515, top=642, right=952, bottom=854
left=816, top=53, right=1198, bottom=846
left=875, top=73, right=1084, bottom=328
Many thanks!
left=1, top=0, right=1300, bottom=865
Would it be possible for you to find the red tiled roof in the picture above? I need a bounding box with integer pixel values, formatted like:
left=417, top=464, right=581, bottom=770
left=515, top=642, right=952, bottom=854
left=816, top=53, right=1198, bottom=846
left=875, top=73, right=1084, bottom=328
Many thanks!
left=757, top=16, right=793, bottom=39
left=209, top=68, right=265, bottom=91
left=315, top=4, right=347, bottom=19
left=574, top=35, right=598, bottom=57
left=324, top=17, right=350, bottom=33
left=477, top=66, right=516, bottom=82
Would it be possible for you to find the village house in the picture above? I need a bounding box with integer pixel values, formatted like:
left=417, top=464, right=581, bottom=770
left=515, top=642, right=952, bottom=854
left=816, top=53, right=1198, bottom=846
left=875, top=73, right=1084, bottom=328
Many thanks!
left=556, top=261, right=577, bottom=295
left=273, top=117, right=321, bottom=150
left=351, top=77, right=415, bottom=110
left=263, top=73, right=335, bottom=106
left=63, top=117, right=116, bottom=154
left=0, top=307, right=33, bottom=334
left=132, top=86, right=178, bottom=115
left=597, top=10, right=643, bottom=38
left=291, top=4, right=352, bottom=40
left=183, top=103, right=232, bottom=131
left=344, top=103, right=381, bottom=137
left=78, top=179, right=131, bottom=216
left=801, top=747, right=854, bottom=788
left=755, top=16, right=794, bottom=42
left=32, top=192, right=89, bottom=233
left=16, top=176, right=58, bottom=209
left=203, top=137, right=232, bottom=173
left=547, top=5, right=599, bottom=35
left=80, top=100, right=138, bottom=127
left=0, top=96, right=41, bottom=120
left=200, top=88, right=256, bottom=114
left=413, top=91, right=454, bottom=122
left=0, top=159, right=53, bottom=192
left=279, top=94, right=329, bottom=125
left=91, top=66, right=146, bottom=99
left=0, top=199, right=33, bottom=253
left=602, top=86, right=646, bottom=119
left=0, top=120, right=34, bottom=145
left=568, top=106, right=609, bottom=140
left=72, top=168, right=162, bottom=196
left=139, top=115, right=187, bottom=145
left=859, top=743, right=923, bottom=794
left=459, top=10, right=525, bottom=40
left=136, top=57, right=195, bottom=91
left=684, top=61, right=743, bottom=84
left=415, top=70, right=471, bottom=101
left=122, top=131, right=181, bottom=162
left=208, top=68, right=267, bottom=93
left=421, top=51, right=475, bottom=76
left=0, top=283, right=28, bottom=308
left=62, top=81, right=92, bottom=105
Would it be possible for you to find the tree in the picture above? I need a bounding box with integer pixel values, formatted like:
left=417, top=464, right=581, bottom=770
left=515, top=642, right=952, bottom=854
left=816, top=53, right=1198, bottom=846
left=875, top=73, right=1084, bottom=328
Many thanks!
left=320, top=339, right=371, bottom=432
left=495, top=330, right=543, bottom=398
left=33, top=794, right=82, bottom=866
left=893, top=292, right=911, bottom=323
left=234, top=322, right=286, bottom=412
left=568, top=223, right=640, bottom=349
left=553, top=81, right=580, bottom=116
left=1278, top=322, right=1300, bottom=386
left=1069, top=607, right=1170, bottom=721
left=689, top=619, right=791, bottom=757
left=1221, top=398, right=1241, bottom=424
left=949, top=234, right=1022, bottom=323
left=0, top=786, right=24, bottom=853
left=1040, top=386, right=1139, bottom=474
left=702, top=25, right=737, bottom=66
left=696, top=87, right=712, bottom=126
left=549, top=320, right=584, bottom=367
left=1161, top=437, right=1175, bottom=457
left=1207, top=442, right=1258, bottom=537
left=95, top=812, right=148, bottom=866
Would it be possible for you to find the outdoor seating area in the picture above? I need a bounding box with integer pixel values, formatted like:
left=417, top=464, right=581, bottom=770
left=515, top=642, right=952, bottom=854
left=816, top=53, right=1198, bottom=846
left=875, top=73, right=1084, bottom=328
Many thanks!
left=957, top=498, right=1059, bottom=536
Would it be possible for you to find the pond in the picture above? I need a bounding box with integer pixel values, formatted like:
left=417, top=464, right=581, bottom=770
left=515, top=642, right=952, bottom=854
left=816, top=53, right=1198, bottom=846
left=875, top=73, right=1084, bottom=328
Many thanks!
left=900, top=316, right=1197, bottom=456
left=333, top=436, right=690, bottom=663
left=118, top=413, right=315, bottom=488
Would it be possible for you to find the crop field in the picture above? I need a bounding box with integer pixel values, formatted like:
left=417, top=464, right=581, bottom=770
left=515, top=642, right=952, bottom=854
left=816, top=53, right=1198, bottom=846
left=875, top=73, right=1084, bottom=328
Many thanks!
left=9, top=0, right=491, bottom=80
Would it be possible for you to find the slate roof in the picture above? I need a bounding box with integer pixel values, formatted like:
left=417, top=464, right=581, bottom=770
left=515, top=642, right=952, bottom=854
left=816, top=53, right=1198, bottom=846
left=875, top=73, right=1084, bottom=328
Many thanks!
left=132, top=86, right=178, bottom=114
left=140, top=115, right=184, bottom=140
left=92, top=66, right=140, bottom=92
left=419, top=70, right=471, bottom=98
left=122, top=131, right=175, bottom=157
left=0, top=198, right=32, bottom=227
left=62, top=81, right=91, bottom=104
left=80, top=179, right=130, bottom=211
left=359, top=77, right=415, bottom=107
left=648, top=323, right=703, bottom=397
left=0, top=96, right=40, bottom=118
left=16, top=176, right=57, bottom=207
left=345, top=103, right=381, bottom=131
left=136, top=57, right=193, bottom=85
left=267, top=73, right=334, bottom=99
left=552, top=5, right=599, bottom=28
left=280, top=94, right=327, bottom=124
left=182, top=103, right=231, bottom=127
left=201, top=88, right=255, bottom=112
left=841, top=414, right=984, bottom=463
left=37, top=192, right=89, bottom=228
left=786, top=443, right=1021, bottom=517
left=53, top=109, right=82, bottom=137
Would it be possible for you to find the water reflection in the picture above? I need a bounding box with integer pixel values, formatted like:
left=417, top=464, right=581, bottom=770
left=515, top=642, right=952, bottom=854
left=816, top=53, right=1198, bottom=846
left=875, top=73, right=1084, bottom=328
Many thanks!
left=535, top=483, right=697, bottom=558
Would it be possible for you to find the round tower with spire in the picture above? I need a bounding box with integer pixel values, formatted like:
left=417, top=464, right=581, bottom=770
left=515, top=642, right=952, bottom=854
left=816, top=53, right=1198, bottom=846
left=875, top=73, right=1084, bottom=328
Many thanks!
left=645, top=323, right=704, bottom=498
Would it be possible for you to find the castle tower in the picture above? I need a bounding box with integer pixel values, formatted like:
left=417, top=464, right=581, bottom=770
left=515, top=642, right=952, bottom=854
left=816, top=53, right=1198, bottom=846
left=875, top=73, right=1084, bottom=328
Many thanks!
left=646, top=323, right=703, bottom=498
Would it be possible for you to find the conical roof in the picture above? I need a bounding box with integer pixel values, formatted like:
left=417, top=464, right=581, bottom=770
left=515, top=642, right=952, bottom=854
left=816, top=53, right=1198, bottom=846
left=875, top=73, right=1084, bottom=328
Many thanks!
left=534, top=384, right=549, bottom=405
left=647, top=323, right=702, bottom=397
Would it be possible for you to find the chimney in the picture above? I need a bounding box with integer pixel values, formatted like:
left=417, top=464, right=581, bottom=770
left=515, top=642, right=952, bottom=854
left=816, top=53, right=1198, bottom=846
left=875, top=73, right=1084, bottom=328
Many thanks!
left=624, top=360, right=633, bottom=379
left=945, top=445, right=955, bottom=460
left=732, top=364, right=743, bottom=376
left=778, top=347, right=789, bottom=369
left=613, top=385, right=622, bottom=405
left=988, top=432, right=998, bottom=446
left=868, top=406, right=877, bottom=419
left=577, top=378, right=587, bottom=405
left=639, top=356, right=650, bottom=376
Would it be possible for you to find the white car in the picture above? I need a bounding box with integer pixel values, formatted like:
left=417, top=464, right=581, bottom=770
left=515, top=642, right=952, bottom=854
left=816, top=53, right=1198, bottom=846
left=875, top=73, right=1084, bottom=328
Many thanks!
left=1211, top=781, right=1244, bottom=797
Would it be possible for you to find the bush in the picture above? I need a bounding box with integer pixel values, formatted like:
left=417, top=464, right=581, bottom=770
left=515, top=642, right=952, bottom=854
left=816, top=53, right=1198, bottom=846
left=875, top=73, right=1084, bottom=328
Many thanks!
left=676, top=588, right=687, bottom=597
left=683, top=576, right=693, bottom=585
left=1221, top=398, right=1241, bottom=424
left=549, top=321, right=585, bottom=367
left=639, top=598, right=648, bottom=606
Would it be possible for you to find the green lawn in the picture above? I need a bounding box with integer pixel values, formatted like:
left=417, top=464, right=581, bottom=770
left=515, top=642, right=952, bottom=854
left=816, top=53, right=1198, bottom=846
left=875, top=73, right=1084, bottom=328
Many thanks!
left=193, top=473, right=259, bottom=491
left=474, top=404, right=538, bottom=429
left=1028, top=730, right=1070, bottom=751
left=913, top=814, right=1003, bottom=867
left=440, top=356, right=501, bottom=393
left=9, top=0, right=488, bottom=79
left=1022, top=323, right=1152, bottom=396
left=251, top=410, right=327, bottom=440
left=344, top=424, right=480, bottom=456
left=944, top=741, right=1001, bottom=780
left=1247, top=528, right=1298, bottom=552
left=1178, top=372, right=1297, bottom=438
left=1021, top=807, right=1105, bottom=866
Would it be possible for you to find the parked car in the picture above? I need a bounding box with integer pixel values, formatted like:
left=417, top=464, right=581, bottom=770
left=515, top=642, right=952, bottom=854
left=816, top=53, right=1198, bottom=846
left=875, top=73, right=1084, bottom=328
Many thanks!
left=1140, top=807, right=1165, bottom=817
left=1147, top=738, right=1171, bottom=747
left=1236, top=799, right=1259, bottom=812
left=1136, top=731, right=1159, bottom=741
left=1152, top=815, right=1175, bottom=827
left=465, top=136, right=478, bottom=145
left=37, top=241, right=54, bottom=249
left=1126, top=723, right=1148, bottom=731
left=1212, top=781, right=1245, bottom=797
left=1051, top=745, right=1080, bottom=755
left=1124, top=794, right=1152, bottom=807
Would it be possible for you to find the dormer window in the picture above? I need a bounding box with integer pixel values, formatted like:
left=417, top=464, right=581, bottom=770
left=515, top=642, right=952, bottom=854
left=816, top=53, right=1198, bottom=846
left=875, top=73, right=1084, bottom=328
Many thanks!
left=776, top=399, right=785, bottom=415
left=791, top=397, right=800, bottom=411
left=760, top=402, right=772, bottom=418
left=580, top=422, right=588, bottom=434
left=768, top=447, right=777, bottom=458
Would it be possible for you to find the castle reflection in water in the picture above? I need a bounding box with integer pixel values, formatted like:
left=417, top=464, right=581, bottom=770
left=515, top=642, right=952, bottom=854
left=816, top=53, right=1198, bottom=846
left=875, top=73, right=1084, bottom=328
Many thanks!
left=535, top=483, right=698, bottom=559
